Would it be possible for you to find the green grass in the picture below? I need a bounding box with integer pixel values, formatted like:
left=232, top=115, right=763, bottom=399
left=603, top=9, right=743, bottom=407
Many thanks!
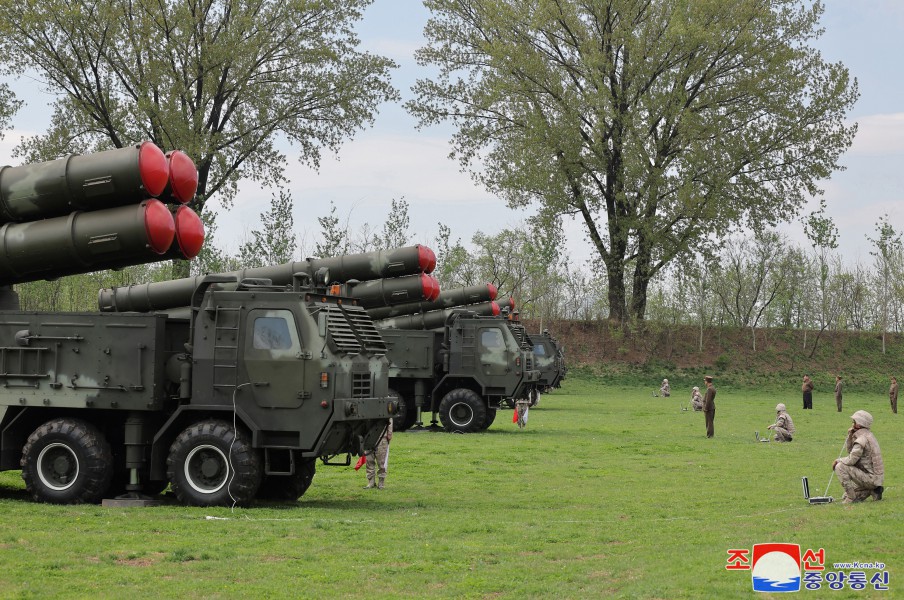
left=0, top=376, right=901, bottom=598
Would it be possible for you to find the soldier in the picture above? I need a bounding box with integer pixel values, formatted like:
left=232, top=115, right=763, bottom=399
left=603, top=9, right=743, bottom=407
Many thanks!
left=364, top=419, right=393, bottom=490
left=691, top=386, right=704, bottom=412
left=767, top=403, right=795, bottom=442
left=703, top=375, right=716, bottom=438
left=889, top=376, right=898, bottom=414
left=802, top=374, right=814, bottom=409
left=515, top=397, right=531, bottom=429
left=832, top=410, right=884, bottom=503
left=834, top=375, right=843, bottom=413
left=660, top=379, right=671, bottom=397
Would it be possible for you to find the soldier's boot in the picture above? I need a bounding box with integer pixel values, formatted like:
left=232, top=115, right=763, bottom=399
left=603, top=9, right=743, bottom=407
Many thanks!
left=364, top=477, right=375, bottom=489
left=872, top=486, right=884, bottom=501
left=377, top=477, right=385, bottom=490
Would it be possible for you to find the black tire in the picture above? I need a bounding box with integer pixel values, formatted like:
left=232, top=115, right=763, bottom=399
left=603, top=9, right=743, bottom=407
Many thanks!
left=529, top=388, right=541, bottom=407
left=438, top=388, right=487, bottom=433
left=257, top=456, right=316, bottom=501
left=390, top=390, right=413, bottom=432
left=166, top=419, right=261, bottom=507
left=20, top=418, right=113, bottom=504
left=478, top=408, right=497, bottom=431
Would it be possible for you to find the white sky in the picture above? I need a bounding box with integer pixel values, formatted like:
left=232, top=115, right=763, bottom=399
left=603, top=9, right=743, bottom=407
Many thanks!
left=2, top=0, right=903, bottom=269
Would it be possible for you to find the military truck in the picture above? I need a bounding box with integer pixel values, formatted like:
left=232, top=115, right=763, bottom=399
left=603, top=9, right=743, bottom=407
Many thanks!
left=0, top=145, right=417, bottom=507
left=370, top=286, right=540, bottom=433
left=531, top=329, right=567, bottom=393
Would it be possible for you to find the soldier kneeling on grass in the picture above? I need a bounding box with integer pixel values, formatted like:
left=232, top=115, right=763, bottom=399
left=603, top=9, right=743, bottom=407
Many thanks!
left=767, top=403, right=795, bottom=442
left=832, top=410, right=884, bottom=504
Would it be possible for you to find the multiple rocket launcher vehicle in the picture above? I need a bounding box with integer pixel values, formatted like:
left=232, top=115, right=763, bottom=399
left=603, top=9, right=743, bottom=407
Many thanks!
left=0, top=142, right=564, bottom=507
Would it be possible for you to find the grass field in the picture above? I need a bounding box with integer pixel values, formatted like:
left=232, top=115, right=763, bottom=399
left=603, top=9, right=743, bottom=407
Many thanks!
left=0, top=375, right=900, bottom=599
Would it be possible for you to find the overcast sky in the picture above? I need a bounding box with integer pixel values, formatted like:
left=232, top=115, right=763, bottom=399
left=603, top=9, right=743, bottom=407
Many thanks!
left=2, top=0, right=903, bottom=269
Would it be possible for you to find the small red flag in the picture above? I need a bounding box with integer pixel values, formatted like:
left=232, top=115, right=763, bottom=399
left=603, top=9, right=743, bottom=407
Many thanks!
left=354, top=454, right=366, bottom=471
left=512, top=410, right=518, bottom=424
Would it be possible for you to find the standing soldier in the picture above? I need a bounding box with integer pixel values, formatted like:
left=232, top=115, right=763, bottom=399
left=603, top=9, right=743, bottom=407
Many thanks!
left=703, top=375, right=716, bottom=438
left=364, top=419, right=393, bottom=490
left=889, top=376, right=898, bottom=414
left=834, top=375, right=843, bottom=413
left=802, top=374, right=814, bottom=410
left=767, top=403, right=795, bottom=442
left=832, top=410, right=884, bottom=503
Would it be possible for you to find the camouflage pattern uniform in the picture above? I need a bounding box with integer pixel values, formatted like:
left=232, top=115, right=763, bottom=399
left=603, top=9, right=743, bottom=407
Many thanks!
left=365, top=419, right=393, bottom=489
left=889, top=377, right=898, bottom=414
left=768, top=403, right=795, bottom=442
left=834, top=410, right=884, bottom=503
left=691, top=387, right=704, bottom=412
left=515, top=398, right=530, bottom=429
left=660, top=379, right=671, bottom=397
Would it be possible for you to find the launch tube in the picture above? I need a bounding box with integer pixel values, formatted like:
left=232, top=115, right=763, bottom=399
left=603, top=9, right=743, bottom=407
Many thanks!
left=366, top=283, right=497, bottom=320
left=98, top=245, right=437, bottom=312
left=0, top=199, right=176, bottom=285
left=374, top=301, right=500, bottom=330
left=0, top=142, right=171, bottom=223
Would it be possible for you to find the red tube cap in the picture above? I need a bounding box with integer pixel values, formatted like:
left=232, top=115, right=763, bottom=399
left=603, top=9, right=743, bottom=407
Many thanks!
left=173, top=206, right=205, bottom=258
left=143, top=199, right=176, bottom=254
left=486, top=283, right=498, bottom=300
left=491, top=301, right=500, bottom=316
left=165, top=150, right=199, bottom=203
left=417, top=245, right=437, bottom=274
left=138, top=142, right=169, bottom=198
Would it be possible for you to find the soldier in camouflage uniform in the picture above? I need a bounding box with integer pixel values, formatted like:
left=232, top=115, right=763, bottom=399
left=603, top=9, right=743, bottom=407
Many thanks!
left=767, top=403, right=795, bottom=442
left=889, top=376, right=898, bottom=414
left=832, top=410, right=884, bottom=503
left=364, top=419, right=393, bottom=489
left=691, top=386, right=704, bottom=411
left=660, top=379, right=671, bottom=397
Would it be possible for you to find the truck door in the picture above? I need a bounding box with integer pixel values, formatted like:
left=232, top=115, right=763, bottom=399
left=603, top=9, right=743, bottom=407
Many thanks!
left=478, top=326, right=514, bottom=392
left=243, top=309, right=306, bottom=409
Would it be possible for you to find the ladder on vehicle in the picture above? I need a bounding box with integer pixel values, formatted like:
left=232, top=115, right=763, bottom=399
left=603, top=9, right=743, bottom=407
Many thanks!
left=212, top=306, right=241, bottom=395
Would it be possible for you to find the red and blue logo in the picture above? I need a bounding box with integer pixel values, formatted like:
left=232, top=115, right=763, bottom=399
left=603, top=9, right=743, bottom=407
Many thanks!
left=752, top=543, right=801, bottom=592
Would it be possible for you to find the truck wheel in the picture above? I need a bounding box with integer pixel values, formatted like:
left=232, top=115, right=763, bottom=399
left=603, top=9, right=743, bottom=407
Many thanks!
left=438, top=388, right=487, bottom=433
left=478, top=408, right=497, bottom=431
left=257, top=456, right=316, bottom=501
left=166, top=420, right=261, bottom=507
left=391, top=390, right=417, bottom=432
left=529, top=388, right=541, bottom=407
left=20, top=418, right=113, bottom=504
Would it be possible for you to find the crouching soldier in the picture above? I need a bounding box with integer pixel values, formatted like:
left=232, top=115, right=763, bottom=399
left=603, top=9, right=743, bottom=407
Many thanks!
left=832, top=410, right=884, bottom=503
left=767, top=403, right=795, bottom=442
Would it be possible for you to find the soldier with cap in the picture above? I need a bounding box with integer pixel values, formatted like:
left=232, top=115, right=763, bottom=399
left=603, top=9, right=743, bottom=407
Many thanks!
left=802, top=374, right=814, bottom=409
left=832, top=410, right=884, bottom=503
left=660, top=379, right=671, bottom=397
left=703, top=375, right=716, bottom=438
left=889, top=376, right=898, bottom=414
left=834, top=375, right=843, bottom=413
left=767, top=403, right=795, bottom=442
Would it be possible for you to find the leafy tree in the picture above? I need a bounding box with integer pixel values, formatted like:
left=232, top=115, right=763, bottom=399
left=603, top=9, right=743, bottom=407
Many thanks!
left=0, top=81, right=20, bottom=136
left=0, top=0, right=398, bottom=276
left=433, top=223, right=478, bottom=289
left=408, top=0, right=858, bottom=322
left=314, top=200, right=350, bottom=258
left=379, top=198, right=411, bottom=250
left=868, top=215, right=903, bottom=353
left=238, top=190, right=297, bottom=268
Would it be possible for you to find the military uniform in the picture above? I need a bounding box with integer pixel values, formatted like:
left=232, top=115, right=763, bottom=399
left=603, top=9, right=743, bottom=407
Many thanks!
left=833, top=410, right=884, bottom=503
left=834, top=377, right=843, bottom=412
left=768, top=403, right=795, bottom=442
left=802, top=375, right=814, bottom=409
left=691, top=387, right=704, bottom=412
left=889, top=378, right=898, bottom=414
left=515, top=398, right=530, bottom=429
left=660, top=379, right=671, bottom=397
left=703, top=377, right=716, bottom=438
left=364, top=419, right=393, bottom=489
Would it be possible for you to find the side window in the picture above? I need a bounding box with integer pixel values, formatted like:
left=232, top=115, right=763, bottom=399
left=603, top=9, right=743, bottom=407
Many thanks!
left=248, top=310, right=300, bottom=356
left=534, top=344, right=547, bottom=356
left=480, top=328, right=505, bottom=350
